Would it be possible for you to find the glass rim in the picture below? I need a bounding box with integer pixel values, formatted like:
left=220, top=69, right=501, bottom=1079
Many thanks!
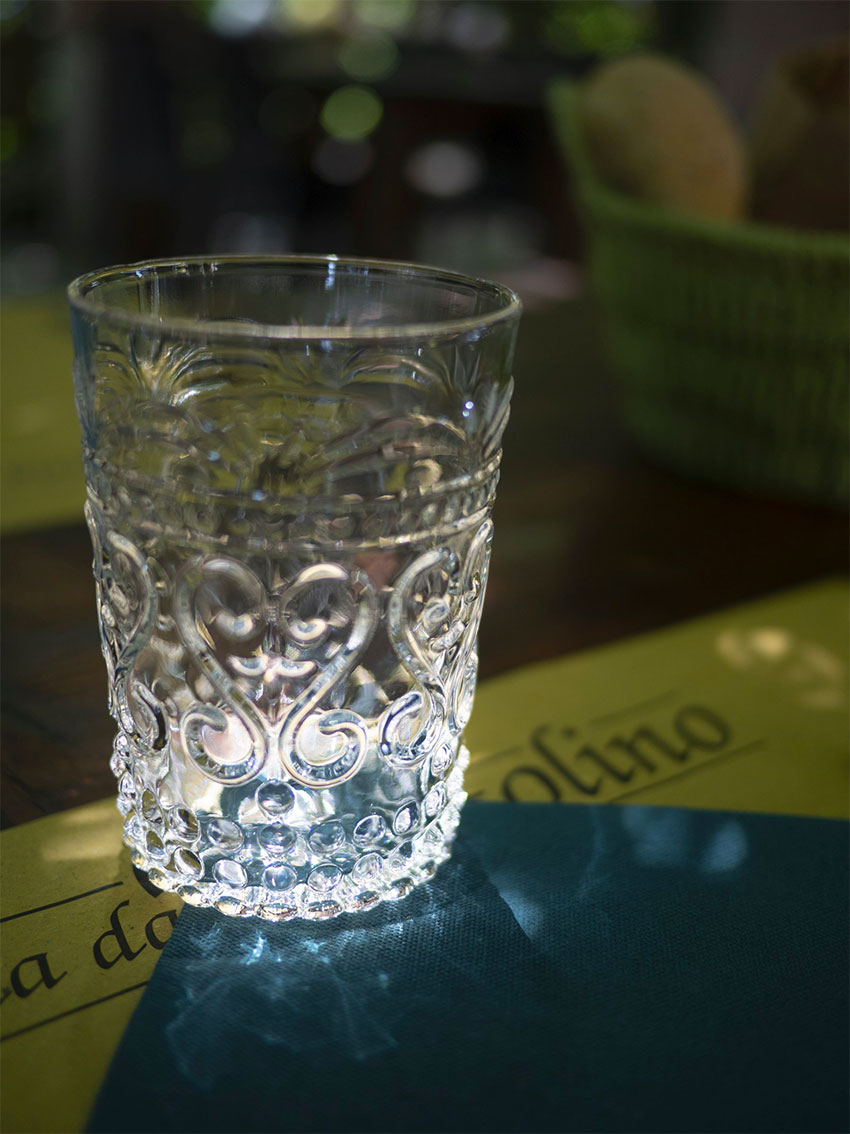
left=66, top=253, right=523, bottom=343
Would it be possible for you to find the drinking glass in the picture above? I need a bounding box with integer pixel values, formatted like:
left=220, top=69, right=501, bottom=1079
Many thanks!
left=68, top=255, right=521, bottom=920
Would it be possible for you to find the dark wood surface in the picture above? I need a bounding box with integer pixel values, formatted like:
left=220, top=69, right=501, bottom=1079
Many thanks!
left=2, top=298, right=846, bottom=829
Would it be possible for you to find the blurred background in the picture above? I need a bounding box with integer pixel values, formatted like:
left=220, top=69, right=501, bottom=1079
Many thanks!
left=1, top=0, right=846, bottom=295
left=3, top=0, right=848, bottom=535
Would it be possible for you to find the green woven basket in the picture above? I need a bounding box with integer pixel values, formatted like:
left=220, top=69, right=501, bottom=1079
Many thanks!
left=549, top=79, right=849, bottom=506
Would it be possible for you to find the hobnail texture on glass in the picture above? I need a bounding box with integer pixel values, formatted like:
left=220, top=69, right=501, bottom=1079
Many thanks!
left=69, top=255, right=521, bottom=920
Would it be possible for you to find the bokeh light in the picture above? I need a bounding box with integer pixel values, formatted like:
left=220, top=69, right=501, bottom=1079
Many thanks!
left=406, top=141, right=484, bottom=198
left=337, top=33, right=399, bottom=82
left=209, top=0, right=272, bottom=38
left=320, top=84, right=383, bottom=141
left=542, top=0, right=653, bottom=57
left=445, top=4, right=510, bottom=54
left=353, top=0, right=415, bottom=33
left=278, top=0, right=343, bottom=31
left=0, top=0, right=26, bottom=22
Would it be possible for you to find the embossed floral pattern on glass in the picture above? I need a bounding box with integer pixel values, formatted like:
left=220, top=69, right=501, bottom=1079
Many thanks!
left=69, top=256, right=521, bottom=920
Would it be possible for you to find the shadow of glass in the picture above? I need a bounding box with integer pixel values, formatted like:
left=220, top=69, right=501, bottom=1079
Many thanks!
left=154, top=830, right=566, bottom=1127
left=88, top=803, right=848, bottom=1134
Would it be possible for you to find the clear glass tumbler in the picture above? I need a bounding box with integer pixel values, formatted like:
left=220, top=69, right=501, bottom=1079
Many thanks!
left=68, top=256, right=521, bottom=920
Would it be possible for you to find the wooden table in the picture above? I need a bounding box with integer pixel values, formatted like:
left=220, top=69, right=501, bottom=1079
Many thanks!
left=2, top=299, right=846, bottom=828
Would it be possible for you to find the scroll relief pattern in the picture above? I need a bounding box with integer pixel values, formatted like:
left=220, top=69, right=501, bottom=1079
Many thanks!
left=87, top=508, right=493, bottom=792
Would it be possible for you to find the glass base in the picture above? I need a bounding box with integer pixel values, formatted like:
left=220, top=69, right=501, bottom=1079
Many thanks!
left=122, top=762, right=469, bottom=922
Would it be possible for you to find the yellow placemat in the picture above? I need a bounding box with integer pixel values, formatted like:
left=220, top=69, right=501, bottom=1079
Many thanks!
left=0, top=801, right=182, bottom=1134
left=1, top=578, right=847, bottom=1132
left=1, top=293, right=84, bottom=533
left=467, top=578, right=848, bottom=818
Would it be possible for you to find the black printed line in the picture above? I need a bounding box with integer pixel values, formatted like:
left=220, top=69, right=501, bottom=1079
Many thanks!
left=587, top=690, right=680, bottom=729
left=607, top=739, right=767, bottom=803
left=0, top=882, right=124, bottom=924
left=0, top=981, right=150, bottom=1043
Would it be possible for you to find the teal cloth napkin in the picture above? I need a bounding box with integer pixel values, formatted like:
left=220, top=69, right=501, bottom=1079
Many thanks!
left=88, top=803, right=849, bottom=1133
